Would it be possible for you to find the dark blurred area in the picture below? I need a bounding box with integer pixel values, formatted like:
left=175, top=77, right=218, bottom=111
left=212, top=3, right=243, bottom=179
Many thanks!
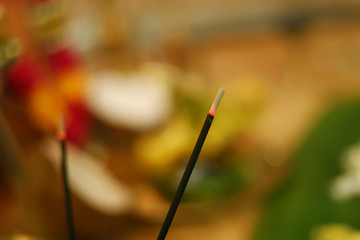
left=1, top=0, right=360, bottom=239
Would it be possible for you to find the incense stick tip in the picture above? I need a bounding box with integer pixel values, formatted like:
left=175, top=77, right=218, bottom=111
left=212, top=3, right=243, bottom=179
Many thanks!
left=209, top=88, right=225, bottom=116
left=58, top=115, right=66, bottom=141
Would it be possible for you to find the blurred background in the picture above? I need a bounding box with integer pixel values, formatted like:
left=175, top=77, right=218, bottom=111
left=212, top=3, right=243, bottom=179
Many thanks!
left=1, top=0, right=360, bottom=239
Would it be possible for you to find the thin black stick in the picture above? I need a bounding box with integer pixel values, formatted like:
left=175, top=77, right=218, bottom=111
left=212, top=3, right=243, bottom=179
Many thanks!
left=157, top=88, right=225, bottom=240
left=59, top=118, right=76, bottom=240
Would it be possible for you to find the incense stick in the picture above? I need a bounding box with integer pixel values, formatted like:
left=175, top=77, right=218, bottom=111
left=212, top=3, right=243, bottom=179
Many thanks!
left=157, top=88, right=225, bottom=240
left=59, top=116, right=76, bottom=240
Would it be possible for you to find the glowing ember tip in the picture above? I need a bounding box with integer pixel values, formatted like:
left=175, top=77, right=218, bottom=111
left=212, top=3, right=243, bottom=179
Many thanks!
left=58, top=115, right=66, bottom=140
left=209, top=87, right=225, bottom=116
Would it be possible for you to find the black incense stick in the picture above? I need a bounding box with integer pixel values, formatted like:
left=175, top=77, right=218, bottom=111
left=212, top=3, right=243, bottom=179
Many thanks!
left=59, top=117, right=76, bottom=240
left=157, top=88, right=225, bottom=240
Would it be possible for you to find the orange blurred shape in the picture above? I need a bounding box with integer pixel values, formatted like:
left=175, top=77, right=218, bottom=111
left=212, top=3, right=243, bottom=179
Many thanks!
left=28, top=83, right=64, bottom=131
left=55, top=69, right=86, bottom=102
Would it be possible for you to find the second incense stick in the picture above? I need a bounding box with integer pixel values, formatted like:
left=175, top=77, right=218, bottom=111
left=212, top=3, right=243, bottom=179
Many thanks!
left=157, top=88, right=225, bottom=240
left=59, top=117, right=76, bottom=240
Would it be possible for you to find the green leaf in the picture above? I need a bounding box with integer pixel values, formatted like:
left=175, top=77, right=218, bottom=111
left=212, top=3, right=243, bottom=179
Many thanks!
left=253, top=100, right=360, bottom=240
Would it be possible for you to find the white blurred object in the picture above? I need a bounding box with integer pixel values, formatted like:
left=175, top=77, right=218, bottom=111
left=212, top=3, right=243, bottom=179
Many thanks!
left=85, top=70, right=173, bottom=130
left=330, top=141, right=360, bottom=202
left=331, top=174, right=360, bottom=201
left=43, top=139, right=134, bottom=215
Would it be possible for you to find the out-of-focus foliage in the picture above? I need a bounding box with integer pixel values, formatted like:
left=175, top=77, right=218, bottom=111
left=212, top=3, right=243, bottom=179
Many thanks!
left=253, top=100, right=360, bottom=240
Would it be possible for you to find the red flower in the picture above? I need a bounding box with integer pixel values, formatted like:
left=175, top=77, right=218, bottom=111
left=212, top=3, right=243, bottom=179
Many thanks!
left=5, top=56, right=40, bottom=98
left=66, top=103, right=92, bottom=147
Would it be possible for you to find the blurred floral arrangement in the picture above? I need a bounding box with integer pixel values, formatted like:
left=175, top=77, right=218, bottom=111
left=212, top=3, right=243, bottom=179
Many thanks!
left=0, top=0, right=267, bottom=239
left=2, top=0, right=360, bottom=240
